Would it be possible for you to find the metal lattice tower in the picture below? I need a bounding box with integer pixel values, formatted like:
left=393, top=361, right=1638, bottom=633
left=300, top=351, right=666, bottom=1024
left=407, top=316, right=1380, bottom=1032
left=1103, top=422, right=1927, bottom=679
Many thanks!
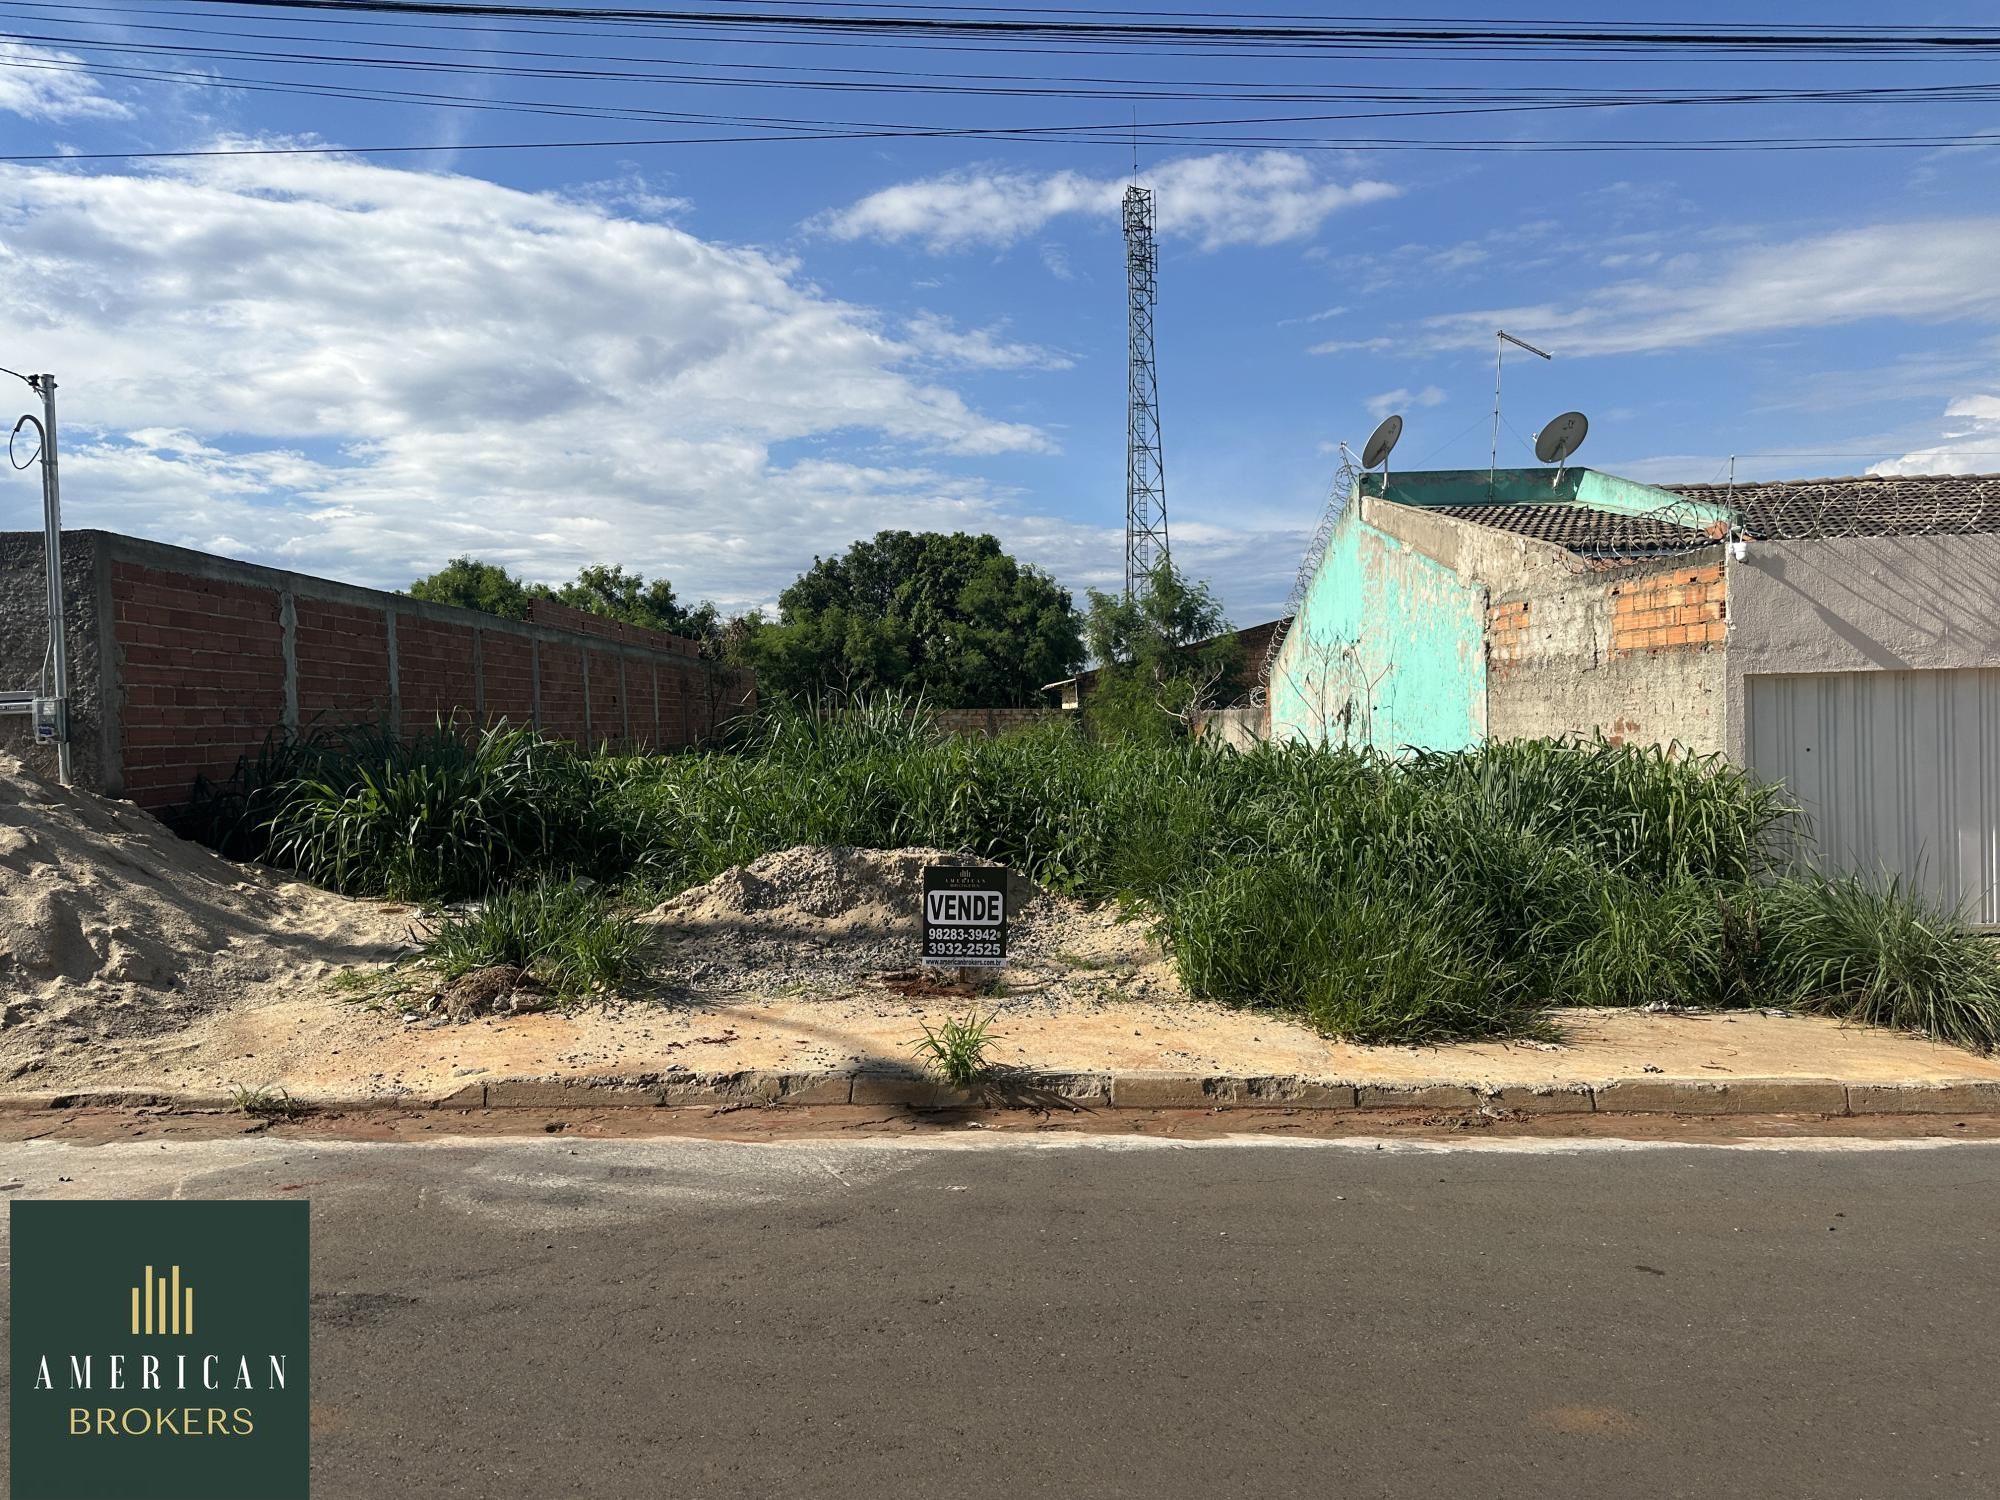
left=1122, top=183, right=1169, bottom=599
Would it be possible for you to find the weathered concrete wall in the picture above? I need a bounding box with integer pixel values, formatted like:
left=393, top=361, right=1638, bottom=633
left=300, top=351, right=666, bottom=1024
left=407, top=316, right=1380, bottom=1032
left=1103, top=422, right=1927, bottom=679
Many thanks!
left=0, top=530, right=756, bottom=808
left=1486, top=555, right=1728, bottom=755
left=932, top=707, right=1064, bottom=738
left=1269, top=499, right=1486, bottom=752
left=0, top=530, right=111, bottom=791
left=1722, top=535, right=2000, bottom=759
left=1193, top=704, right=1267, bottom=750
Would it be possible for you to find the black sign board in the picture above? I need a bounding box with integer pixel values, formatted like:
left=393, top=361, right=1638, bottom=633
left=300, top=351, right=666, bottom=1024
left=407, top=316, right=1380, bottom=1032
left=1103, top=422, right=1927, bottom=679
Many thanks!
left=921, top=864, right=1008, bottom=969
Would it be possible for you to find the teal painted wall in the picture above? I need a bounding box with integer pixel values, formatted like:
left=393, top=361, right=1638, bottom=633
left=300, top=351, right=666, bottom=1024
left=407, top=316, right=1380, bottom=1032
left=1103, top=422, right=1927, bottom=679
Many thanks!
left=1269, top=502, right=1485, bottom=753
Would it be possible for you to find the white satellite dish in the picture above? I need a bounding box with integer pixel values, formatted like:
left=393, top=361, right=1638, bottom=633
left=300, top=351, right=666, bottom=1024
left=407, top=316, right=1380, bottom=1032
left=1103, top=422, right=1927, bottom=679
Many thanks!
left=1535, top=410, right=1589, bottom=466
left=1362, top=413, right=1403, bottom=470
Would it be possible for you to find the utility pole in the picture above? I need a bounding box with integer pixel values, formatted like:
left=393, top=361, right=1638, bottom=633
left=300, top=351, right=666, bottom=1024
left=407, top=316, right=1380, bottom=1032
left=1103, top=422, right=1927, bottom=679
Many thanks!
left=1123, top=183, right=1169, bottom=600
left=1, top=369, right=71, bottom=785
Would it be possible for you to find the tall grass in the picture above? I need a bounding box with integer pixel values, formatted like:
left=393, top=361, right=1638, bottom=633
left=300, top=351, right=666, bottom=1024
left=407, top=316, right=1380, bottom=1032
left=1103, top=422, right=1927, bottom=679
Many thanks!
left=186, top=699, right=2000, bottom=1049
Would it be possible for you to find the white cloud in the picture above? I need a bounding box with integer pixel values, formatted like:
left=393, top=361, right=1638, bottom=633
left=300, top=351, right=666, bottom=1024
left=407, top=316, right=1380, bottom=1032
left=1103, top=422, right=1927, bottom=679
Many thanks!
left=0, top=152, right=1082, bottom=609
left=1872, top=393, right=2000, bottom=476
left=1419, top=218, right=2000, bottom=357
left=1363, top=386, right=1446, bottom=421
left=0, top=42, right=131, bottom=122
left=814, top=152, right=1398, bottom=253
left=901, top=311, right=1073, bottom=371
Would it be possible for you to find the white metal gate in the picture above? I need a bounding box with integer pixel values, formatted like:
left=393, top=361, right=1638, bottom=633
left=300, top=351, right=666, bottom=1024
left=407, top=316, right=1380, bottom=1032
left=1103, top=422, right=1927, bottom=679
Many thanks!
left=1745, top=669, right=2000, bottom=925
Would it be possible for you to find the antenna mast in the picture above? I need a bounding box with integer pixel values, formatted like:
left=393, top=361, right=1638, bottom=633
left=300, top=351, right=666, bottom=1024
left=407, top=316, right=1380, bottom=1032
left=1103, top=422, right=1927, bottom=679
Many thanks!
left=1123, top=182, right=1169, bottom=599
left=1489, top=328, right=1552, bottom=498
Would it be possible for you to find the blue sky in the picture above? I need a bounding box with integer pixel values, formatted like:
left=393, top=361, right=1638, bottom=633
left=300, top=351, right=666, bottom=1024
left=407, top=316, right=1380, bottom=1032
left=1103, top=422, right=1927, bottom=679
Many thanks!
left=1, top=2, right=1998, bottom=622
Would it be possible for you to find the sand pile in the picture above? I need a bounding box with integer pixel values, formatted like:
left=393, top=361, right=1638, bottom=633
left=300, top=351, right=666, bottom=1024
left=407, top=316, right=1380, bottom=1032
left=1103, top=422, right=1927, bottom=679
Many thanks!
left=0, top=753, right=411, bottom=1065
left=642, top=845, right=1163, bottom=997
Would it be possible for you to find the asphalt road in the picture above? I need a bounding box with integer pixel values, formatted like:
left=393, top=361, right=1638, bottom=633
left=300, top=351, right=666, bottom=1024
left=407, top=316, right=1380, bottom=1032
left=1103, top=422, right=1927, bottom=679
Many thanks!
left=2, top=1132, right=1996, bottom=1499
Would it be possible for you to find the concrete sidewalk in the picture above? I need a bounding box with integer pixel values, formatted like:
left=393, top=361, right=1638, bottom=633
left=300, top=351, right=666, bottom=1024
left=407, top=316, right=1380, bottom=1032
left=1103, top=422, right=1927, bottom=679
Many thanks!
left=9, top=996, right=2000, bottom=1116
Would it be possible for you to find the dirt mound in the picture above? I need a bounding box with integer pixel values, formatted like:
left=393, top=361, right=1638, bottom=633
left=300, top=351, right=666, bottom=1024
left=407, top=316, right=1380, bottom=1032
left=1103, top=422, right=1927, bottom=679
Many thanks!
left=0, top=753, right=411, bottom=1065
left=642, top=845, right=1158, bottom=996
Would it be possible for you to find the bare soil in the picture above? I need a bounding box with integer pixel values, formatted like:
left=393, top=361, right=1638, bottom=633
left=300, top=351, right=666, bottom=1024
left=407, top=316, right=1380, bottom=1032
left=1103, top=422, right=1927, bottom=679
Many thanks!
left=0, top=753, right=411, bottom=1088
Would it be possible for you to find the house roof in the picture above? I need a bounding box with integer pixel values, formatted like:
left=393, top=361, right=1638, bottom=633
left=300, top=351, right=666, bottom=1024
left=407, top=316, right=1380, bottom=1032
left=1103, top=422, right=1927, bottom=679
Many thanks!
left=1662, top=473, right=2000, bottom=540
left=1426, top=504, right=1713, bottom=557
left=1415, top=472, right=2000, bottom=560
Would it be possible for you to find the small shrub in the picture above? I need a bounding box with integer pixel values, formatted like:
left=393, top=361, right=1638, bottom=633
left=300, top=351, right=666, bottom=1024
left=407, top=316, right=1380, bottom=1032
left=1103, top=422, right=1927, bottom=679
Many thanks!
left=230, top=1084, right=311, bottom=1120
left=910, top=1009, right=1001, bottom=1088
left=417, top=880, right=649, bottom=1004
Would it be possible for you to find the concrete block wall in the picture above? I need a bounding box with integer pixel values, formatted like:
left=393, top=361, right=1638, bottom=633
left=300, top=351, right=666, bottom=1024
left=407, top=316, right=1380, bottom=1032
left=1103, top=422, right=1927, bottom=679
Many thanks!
left=1484, top=550, right=1728, bottom=755
left=0, top=530, right=755, bottom=809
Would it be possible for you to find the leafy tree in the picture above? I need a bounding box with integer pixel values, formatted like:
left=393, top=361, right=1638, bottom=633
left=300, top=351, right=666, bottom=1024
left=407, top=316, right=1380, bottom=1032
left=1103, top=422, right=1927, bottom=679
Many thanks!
left=742, top=531, right=1083, bottom=707
left=408, top=557, right=535, bottom=620
left=409, top=558, right=720, bottom=641
left=1081, top=560, right=1238, bottom=740
left=548, top=563, right=694, bottom=635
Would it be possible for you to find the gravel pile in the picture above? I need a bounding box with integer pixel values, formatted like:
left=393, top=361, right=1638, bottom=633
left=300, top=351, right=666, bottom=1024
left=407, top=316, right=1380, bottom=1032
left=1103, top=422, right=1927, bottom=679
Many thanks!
left=641, top=845, right=1160, bottom=998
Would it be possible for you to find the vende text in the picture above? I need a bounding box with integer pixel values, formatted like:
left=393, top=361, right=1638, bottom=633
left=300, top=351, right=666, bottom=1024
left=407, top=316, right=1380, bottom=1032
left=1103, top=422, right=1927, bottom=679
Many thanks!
left=926, top=891, right=1004, bottom=926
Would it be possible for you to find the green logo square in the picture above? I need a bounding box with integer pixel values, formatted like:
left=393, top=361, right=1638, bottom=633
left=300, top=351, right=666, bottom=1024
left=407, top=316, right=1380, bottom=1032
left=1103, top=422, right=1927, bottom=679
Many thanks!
left=10, top=1201, right=311, bottom=1500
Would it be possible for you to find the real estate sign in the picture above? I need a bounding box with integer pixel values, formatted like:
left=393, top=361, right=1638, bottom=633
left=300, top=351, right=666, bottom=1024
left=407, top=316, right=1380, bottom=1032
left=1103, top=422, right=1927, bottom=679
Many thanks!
left=921, top=865, right=1008, bottom=969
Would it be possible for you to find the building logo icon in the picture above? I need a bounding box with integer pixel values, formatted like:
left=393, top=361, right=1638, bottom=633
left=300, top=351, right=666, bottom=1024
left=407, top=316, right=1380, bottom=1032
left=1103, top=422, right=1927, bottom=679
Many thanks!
left=131, top=1263, right=195, bottom=1337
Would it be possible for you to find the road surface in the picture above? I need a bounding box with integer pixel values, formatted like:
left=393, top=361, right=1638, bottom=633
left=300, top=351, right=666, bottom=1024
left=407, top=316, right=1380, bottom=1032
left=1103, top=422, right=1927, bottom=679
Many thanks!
left=1, top=1131, right=1995, bottom=1498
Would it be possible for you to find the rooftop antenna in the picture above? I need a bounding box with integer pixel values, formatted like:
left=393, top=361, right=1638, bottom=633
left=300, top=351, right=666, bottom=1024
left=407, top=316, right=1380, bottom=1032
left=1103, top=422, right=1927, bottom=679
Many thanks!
left=1533, top=409, right=1589, bottom=488
left=1490, top=328, right=1552, bottom=499
left=1362, top=412, right=1403, bottom=496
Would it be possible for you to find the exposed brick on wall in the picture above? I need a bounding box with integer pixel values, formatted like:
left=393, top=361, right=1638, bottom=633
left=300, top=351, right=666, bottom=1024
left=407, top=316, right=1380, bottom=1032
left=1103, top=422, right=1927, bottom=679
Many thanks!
left=295, top=595, right=390, bottom=723
left=1609, top=563, right=1727, bottom=656
left=1485, top=599, right=1533, bottom=672
left=111, top=560, right=287, bottom=805
left=480, top=629, right=535, bottom=728
left=394, top=612, right=479, bottom=738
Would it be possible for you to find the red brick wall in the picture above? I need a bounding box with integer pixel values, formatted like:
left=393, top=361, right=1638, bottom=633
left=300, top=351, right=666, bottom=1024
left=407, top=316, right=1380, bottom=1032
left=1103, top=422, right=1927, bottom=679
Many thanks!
left=536, top=640, right=588, bottom=747
left=481, top=630, right=535, bottom=728
left=525, top=598, right=698, bottom=657
left=1610, top=563, right=1727, bottom=657
left=112, top=561, right=287, bottom=806
left=93, top=543, right=750, bottom=810
left=295, top=596, right=390, bottom=722
left=1485, top=598, right=1533, bottom=674
left=587, top=649, right=624, bottom=749
left=394, top=611, right=479, bottom=738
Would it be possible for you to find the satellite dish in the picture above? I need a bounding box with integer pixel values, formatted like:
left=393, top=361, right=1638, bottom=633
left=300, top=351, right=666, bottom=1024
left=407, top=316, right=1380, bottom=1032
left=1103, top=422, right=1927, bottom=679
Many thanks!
left=1535, top=410, right=1589, bottom=466
left=1362, top=413, right=1404, bottom=470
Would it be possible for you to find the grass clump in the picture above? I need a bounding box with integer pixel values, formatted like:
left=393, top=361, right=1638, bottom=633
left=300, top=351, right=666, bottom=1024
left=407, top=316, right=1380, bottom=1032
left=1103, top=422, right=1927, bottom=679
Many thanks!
left=1752, top=876, right=2000, bottom=1049
left=416, top=880, right=649, bottom=1005
left=910, top=1009, right=1002, bottom=1088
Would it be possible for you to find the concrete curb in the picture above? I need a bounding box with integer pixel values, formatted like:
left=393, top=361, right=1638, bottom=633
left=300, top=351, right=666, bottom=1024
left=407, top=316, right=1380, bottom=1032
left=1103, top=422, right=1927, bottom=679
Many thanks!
left=4, top=1071, right=1999, bottom=1116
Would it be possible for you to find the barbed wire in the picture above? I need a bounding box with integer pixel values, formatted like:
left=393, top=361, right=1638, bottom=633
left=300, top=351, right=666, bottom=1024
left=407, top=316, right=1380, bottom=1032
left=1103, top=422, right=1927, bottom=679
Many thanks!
left=1254, top=445, right=1358, bottom=700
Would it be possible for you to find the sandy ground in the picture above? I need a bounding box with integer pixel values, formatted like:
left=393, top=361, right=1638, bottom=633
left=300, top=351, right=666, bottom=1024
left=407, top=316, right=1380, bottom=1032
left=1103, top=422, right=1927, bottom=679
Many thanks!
left=11, top=990, right=1999, bottom=1103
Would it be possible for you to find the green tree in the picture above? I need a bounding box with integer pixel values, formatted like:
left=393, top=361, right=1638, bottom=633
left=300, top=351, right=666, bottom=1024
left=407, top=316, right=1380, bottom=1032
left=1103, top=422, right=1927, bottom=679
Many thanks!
left=1081, top=560, right=1238, bottom=740
left=742, top=531, right=1083, bottom=707
left=408, top=556, right=535, bottom=620
left=549, top=563, right=695, bottom=635
left=409, top=558, right=723, bottom=642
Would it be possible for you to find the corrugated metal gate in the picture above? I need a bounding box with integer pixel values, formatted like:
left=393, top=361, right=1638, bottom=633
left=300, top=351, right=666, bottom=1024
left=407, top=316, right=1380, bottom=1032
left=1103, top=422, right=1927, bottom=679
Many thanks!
left=1746, top=669, right=2000, bottom=925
